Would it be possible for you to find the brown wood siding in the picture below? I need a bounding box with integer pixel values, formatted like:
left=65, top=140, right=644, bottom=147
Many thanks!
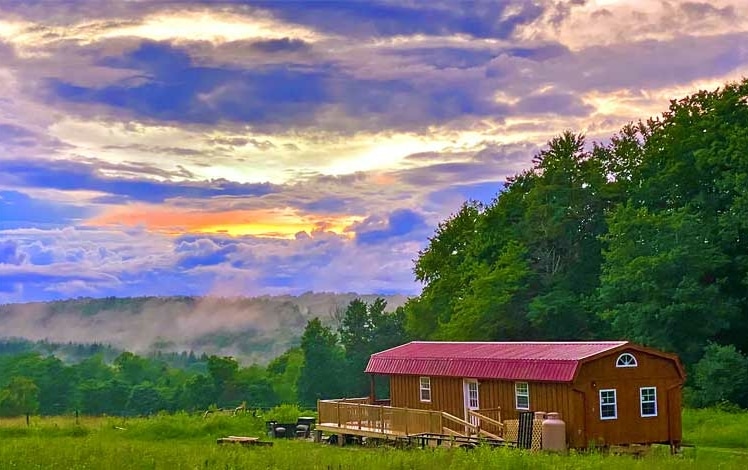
left=390, top=376, right=464, bottom=416
left=573, top=349, right=684, bottom=446
left=390, top=374, right=582, bottom=443
left=479, top=380, right=582, bottom=446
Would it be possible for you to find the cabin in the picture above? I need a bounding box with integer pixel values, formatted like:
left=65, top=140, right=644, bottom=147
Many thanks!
left=317, top=341, right=685, bottom=449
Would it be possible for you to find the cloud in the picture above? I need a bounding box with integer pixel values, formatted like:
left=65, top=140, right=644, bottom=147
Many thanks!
left=253, top=0, right=546, bottom=39
left=42, top=39, right=516, bottom=131
left=175, top=238, right=239, bottom=269
left=1, top=0, right=747, bottom=305
left=0, top=158, right=276, bottom=203
left=0, top=240, right=26, bottom=265
left=248, top=37, right=311, bottom=54
left=514, top=91, right=593, bottom=116
left=353, top=209, right=429, bottom=245
left=0, top=190, right=91, bottom=229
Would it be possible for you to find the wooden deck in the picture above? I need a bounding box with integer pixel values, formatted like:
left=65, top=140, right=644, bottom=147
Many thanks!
left=317, top=398, right=504, bottom=443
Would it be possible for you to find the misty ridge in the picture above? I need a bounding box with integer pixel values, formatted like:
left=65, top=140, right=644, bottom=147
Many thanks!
left=0, top=292, right=408, bottom=363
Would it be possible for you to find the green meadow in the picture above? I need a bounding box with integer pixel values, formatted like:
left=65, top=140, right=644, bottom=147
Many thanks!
left=1, top=408, right=746, bottom=469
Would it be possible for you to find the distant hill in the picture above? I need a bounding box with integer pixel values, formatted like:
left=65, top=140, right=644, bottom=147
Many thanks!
left=0, top=293, right=408, bottom=364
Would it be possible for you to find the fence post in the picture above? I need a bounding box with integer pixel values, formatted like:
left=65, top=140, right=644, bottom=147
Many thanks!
left=404, top=408, right=408, bottom=436
left=337, top=401, right=341, bottom=427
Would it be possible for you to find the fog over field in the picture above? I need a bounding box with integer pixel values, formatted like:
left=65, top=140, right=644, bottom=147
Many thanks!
left=0, top=293, right=407, bottom=362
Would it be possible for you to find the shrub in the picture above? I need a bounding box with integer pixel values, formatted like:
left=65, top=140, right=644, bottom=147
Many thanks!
left=690, top=343, right=748, bottom=408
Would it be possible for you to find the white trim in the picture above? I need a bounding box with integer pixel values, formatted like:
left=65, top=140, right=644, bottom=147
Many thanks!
left=463, top=379, right=480, bottom=428
left=640, top=386, right=658, bottom=417
left=616, top=353, right=638, bottom=368
left=599, top=389, right=617, bottom=420
left=515, top=382, right=530, bottom=410
left=419, top=376, right=431, bottom=402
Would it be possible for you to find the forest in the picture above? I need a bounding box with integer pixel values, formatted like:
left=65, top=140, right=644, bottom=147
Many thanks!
left=2, top=80, right=748, bottom=416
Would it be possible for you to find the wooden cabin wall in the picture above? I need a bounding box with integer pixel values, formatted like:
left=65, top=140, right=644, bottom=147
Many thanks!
left=389, top=375, right=464, bottom=416
left=478, top=380, right=583, bottom=446
left=574, top=350, right=684, bottom=446
left=389, top=374, right=582, bottom=442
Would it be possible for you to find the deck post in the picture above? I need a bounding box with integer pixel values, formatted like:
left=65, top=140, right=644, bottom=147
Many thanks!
left=337, top=401, right=341, bottom=427
left=358, top=402, right=362, bottom=429
left=404, top=408, right=408, bottom=436
left=370, top=374, right=376, bottom=404
left=379, top=405, right=384, bottom=433
left=439, top=411, right=443, bottom=434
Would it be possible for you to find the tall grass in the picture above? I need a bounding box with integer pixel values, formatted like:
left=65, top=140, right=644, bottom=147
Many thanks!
left=682, top=408, right=748, bottom=449
left=0, top=408, right=745, bottom=469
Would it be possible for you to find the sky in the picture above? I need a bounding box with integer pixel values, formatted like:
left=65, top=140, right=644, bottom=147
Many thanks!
left=0, top=0, right=747, bottom=304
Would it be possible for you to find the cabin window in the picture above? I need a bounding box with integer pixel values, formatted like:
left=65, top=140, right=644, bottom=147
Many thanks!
left=515, top=382, right=530, bottom=410
left=599, top=389, right=617, bottom=420
left=616, top=353, right=637, bottom=368
left=640, top=387, right=657, bottom=417
left=419, top=377, right=431, bottom=402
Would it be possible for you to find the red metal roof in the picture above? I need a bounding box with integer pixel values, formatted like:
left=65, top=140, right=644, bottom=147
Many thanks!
left=365, top=341, right=629, bottom=382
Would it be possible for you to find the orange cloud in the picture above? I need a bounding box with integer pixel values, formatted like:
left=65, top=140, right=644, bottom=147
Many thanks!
left=86, top=205, right=361, bottom=239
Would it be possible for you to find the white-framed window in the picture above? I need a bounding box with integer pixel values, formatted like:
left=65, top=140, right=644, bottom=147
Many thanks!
left=640, top=387, right=657, bottom=417
left=599, top=389, right=617, bottom=420
left=616, top=353, right=637, bottom=368
left=419, top=377, right=431, bottom=402
left=515, top=382, right=529, bottom=410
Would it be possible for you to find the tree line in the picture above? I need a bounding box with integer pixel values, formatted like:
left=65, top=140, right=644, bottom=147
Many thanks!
left=404, top=79, right=748, bottom=408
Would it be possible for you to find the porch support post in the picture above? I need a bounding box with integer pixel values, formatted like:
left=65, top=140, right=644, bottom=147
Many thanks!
left=370, top=374, right=376, bottom=404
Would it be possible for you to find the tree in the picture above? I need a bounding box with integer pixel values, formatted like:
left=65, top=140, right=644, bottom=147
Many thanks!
left=234, top=365, right=279, bottom=409
left=207, top=356, right=240, bottom=406
left=297, top=318, right=344, bottom=407
left=178, top=374, right=215, bottom=411
left=441, top=241, right=533, bottom=340
left=77, top=379, right=129, bottom=415
left=0, top=376, right=39, bottom=417
left=114, top=352, right=160, bottom=385
left=339, top=298, right=408, bottom=396
left=598, top=206, right=738, bottom=364
left=407, top=201, right=483, bottom=339
left=126, top=382, right=165, bottom=416
left=266, top=347, right=303, bottom=404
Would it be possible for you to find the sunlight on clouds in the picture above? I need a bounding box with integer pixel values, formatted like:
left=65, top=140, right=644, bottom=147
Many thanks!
left=583, top=69, right=748, bottom=126
left=0, top=10, right=324, bottom=56
left=50, top=115, right=520, bottom=185
left=86, top=205, right=363, bottom=239
left=0, top=20, right=24, bottom=37
left=97, top=10, right=325, bottom=44
left=519, top=0, right=748, bottom=50
left=323, top=134, right=445, bottom=175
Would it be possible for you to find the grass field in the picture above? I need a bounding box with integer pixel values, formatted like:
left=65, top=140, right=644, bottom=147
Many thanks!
left=0, top=408, right=746, bottom=469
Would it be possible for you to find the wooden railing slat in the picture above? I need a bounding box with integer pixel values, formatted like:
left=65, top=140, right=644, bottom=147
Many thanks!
left=468, top=410, right=504, bottom=429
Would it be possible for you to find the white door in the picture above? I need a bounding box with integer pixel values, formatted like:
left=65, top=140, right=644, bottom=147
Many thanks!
left=463, top=379, right=480, bottom=431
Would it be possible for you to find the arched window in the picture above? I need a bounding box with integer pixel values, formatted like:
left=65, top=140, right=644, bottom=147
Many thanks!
left=616, top=353, right=637, bottom=368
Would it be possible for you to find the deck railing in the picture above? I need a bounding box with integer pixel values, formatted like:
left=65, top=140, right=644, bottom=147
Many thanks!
left=470, top=408, right=504, bottom=438
left=318, top=399, right=504, bottom=440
